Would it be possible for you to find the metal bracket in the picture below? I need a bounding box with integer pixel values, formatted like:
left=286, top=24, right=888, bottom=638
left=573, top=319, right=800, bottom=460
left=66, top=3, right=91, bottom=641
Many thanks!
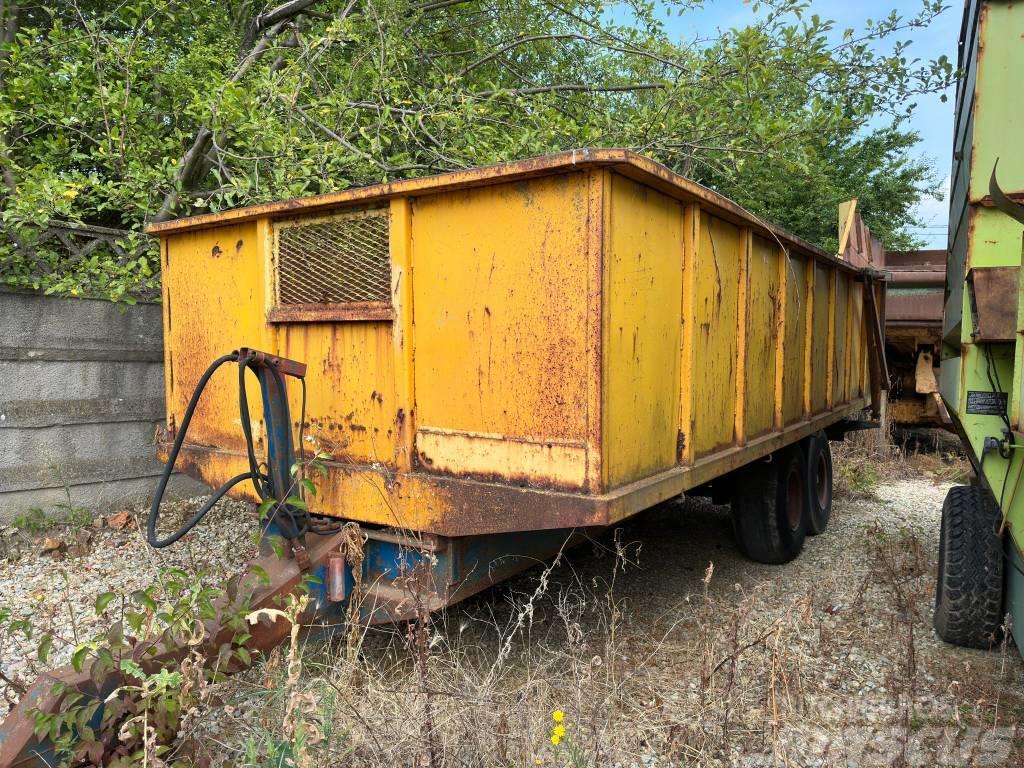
left=862, top=277, right=890, bottom=419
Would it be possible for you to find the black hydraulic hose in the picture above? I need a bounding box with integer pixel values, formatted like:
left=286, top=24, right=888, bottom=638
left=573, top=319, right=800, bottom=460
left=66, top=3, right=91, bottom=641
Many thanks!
left=149, top=349, right=312, bottom=548
left=237, top=352, right=272, bottom=499
left=149, top=472, right=253, bottom=548
left=148, top=352, right=249, bottom=548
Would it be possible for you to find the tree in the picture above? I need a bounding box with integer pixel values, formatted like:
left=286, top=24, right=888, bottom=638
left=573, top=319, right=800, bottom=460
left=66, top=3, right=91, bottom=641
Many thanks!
left=707, top=126, right=940, bottom=253
left=0, top=0, right=953, bottom=300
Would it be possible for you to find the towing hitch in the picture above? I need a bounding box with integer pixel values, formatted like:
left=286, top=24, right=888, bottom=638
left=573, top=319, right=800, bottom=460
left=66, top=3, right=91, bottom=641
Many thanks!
left=0, top=348, right=361, bottom=767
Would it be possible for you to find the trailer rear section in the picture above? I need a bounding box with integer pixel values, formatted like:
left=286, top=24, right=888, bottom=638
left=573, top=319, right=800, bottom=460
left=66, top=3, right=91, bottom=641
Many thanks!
left=838, top=201, right=948, bottom=429
left=881, top=249, right=948, bottom=428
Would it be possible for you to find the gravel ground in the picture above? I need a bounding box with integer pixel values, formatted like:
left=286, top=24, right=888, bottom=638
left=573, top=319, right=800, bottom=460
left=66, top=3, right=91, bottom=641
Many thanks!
left=0, top=496, right=254, bottom=715
left=1, top=451, right=1023, bottom=766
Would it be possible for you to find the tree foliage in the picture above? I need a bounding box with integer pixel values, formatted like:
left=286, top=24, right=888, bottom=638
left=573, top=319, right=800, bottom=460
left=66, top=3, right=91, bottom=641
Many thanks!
left=0, top=0, right=953, bottom=299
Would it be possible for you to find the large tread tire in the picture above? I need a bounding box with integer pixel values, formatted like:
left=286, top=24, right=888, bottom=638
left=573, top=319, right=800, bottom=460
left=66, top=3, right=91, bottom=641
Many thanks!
left=805, top=432, right=833, bottom=536
left=731, top=447, right=808, bottom=564
left=933, top=485, right=1004, bottom=649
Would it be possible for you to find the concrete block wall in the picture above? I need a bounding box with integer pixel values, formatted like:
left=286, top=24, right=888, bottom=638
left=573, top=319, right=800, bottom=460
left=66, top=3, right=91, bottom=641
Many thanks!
left=0, top=288, right=203, bottom=520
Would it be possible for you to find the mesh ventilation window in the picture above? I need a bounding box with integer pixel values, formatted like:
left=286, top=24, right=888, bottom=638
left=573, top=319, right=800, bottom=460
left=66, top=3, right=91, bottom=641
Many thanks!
left=274, top=208, right=391, bottom=306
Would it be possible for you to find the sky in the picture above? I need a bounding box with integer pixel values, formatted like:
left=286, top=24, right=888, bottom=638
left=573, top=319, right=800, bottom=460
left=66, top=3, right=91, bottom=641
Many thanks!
left=657, top=0, right=963, bottom=248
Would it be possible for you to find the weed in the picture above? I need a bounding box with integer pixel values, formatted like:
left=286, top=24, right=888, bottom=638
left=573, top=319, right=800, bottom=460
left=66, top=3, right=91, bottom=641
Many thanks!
left=4, top=450, right=1022, bottom=767
left=10, top=477, right=93, bottom=536
left=11, top=508, right=54, bottom=535
left=52, top=472, right=95, bottom=530
left=54, top=502, right=92, bottom=530
left=837, top=460, right=882, bottom=497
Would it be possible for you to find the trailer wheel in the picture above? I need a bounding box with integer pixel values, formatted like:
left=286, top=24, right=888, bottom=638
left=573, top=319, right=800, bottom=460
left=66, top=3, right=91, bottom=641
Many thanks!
left=933, top=485, right=1004, bottom=649
left=805, top=432, right=833, bottom=535
left=731, top=447, right=808, bottom=564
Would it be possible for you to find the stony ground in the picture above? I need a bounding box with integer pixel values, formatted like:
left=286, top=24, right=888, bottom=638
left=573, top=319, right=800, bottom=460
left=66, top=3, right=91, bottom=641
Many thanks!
left=1, top=443, right=1022, bottom=766
left=0, top=498, right=255, bottom=713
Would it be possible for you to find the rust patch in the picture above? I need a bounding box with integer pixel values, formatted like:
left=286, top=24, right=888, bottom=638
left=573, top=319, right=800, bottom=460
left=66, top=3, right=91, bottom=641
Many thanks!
left=424, top=465, right=585, bottom=494
left=426, top=473, right=607, bottom=536
left=887, top=292, right=944, bottom=323
left=267, top=301, right=394, bottom=324
left=414, top=444, right=587, bottom=494
left=967, top=266, right=1020, bottom=342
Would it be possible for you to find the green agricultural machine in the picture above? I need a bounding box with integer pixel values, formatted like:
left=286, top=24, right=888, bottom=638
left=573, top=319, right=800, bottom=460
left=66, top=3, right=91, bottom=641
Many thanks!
left=934, top=0, right=1024, bottom=654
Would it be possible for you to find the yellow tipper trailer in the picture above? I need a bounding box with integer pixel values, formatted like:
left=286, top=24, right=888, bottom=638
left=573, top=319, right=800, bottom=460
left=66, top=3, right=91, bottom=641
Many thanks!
left=146, top=148, right=886, bottom=614
left=0, top=149, right=893, bottom=768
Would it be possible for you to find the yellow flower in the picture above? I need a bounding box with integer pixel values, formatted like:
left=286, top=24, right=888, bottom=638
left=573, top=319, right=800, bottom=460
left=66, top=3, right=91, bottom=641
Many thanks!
left=551, top=734, right=561, bottom=747
left=535, top=761, right=542, bottom=766
left=552, top=724, right=565, bottom=738
left=552, top=710, right=564, bottom=723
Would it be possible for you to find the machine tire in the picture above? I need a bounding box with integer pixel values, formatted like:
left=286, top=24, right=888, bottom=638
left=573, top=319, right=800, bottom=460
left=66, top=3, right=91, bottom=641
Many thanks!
left=805, top=432, right=833, bottom=535
left=933, top=485, right=1004, bottom=649
left=731, top=447, right=808, bottom=564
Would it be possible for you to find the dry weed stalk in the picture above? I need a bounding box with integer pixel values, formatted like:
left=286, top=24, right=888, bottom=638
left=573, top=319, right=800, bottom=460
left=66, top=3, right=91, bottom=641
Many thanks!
left=338, top=521, right=367, bottom=665
left=185, top=487, right=1022, bottom=768
left=277, top=593, right=321, bottom=767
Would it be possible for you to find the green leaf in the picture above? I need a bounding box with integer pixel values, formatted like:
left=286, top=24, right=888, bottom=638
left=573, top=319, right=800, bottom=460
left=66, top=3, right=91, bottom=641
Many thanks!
left=37, top=633, right=53, bottom=664
left=119, top=659, right=145, bottom=679
left=257, top=498, right=275, bottom=521
left=95, top=591, right=116, bottom=615
left=132, top=590, right=157, bottom=612
left=71, top=645, right=89, bottom=673
left=251, top=565, right=271, bottom=586
left=269, top=536, right=285, bottom=560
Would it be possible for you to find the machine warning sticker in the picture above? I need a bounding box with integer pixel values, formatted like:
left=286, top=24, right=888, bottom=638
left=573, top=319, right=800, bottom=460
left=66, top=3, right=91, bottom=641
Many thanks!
left=966, top=390, right=1008, bottom=416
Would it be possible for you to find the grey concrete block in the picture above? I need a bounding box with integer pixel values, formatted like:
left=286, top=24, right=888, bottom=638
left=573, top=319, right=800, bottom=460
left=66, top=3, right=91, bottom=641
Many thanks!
left=0, top=473, right=209, bottom=521
left=0, top=289, right=205, bottom=520
left=0, top=396, right=164, bottom=428
left=0, top=360, right=164, bottom=402
left=0, top=289, right=162, bottom=351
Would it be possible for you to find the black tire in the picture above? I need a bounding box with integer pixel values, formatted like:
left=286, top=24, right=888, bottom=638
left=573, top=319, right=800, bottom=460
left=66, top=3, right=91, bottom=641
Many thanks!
left=731, top=447, right=808, bottom=564
left=805, top=432, right=833, bottom=535
left=933, top=485, right=1004, bottom=649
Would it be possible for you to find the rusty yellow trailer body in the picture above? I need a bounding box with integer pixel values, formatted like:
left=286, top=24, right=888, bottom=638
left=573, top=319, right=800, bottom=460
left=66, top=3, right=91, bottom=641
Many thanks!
left=148, top=149, right=883, bottom=539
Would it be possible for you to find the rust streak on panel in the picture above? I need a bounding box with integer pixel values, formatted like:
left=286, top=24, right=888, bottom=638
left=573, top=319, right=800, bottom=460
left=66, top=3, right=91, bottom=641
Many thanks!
left=735, top=227, right=750, bottom=445
left=586, top=169, right=606, bottom=492
left=803, top=256, right=815, bottom=417
left=774, top=244, right=788, bottom=430
left=826, top=267, right=837, bottom=409
left=390, top=196, right=416, bottom=472
left=844, top=273, right=855, bottom=404
left=679, top=204, right=700, bottom=463
left=967, top=266, right=1021, bottom=341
